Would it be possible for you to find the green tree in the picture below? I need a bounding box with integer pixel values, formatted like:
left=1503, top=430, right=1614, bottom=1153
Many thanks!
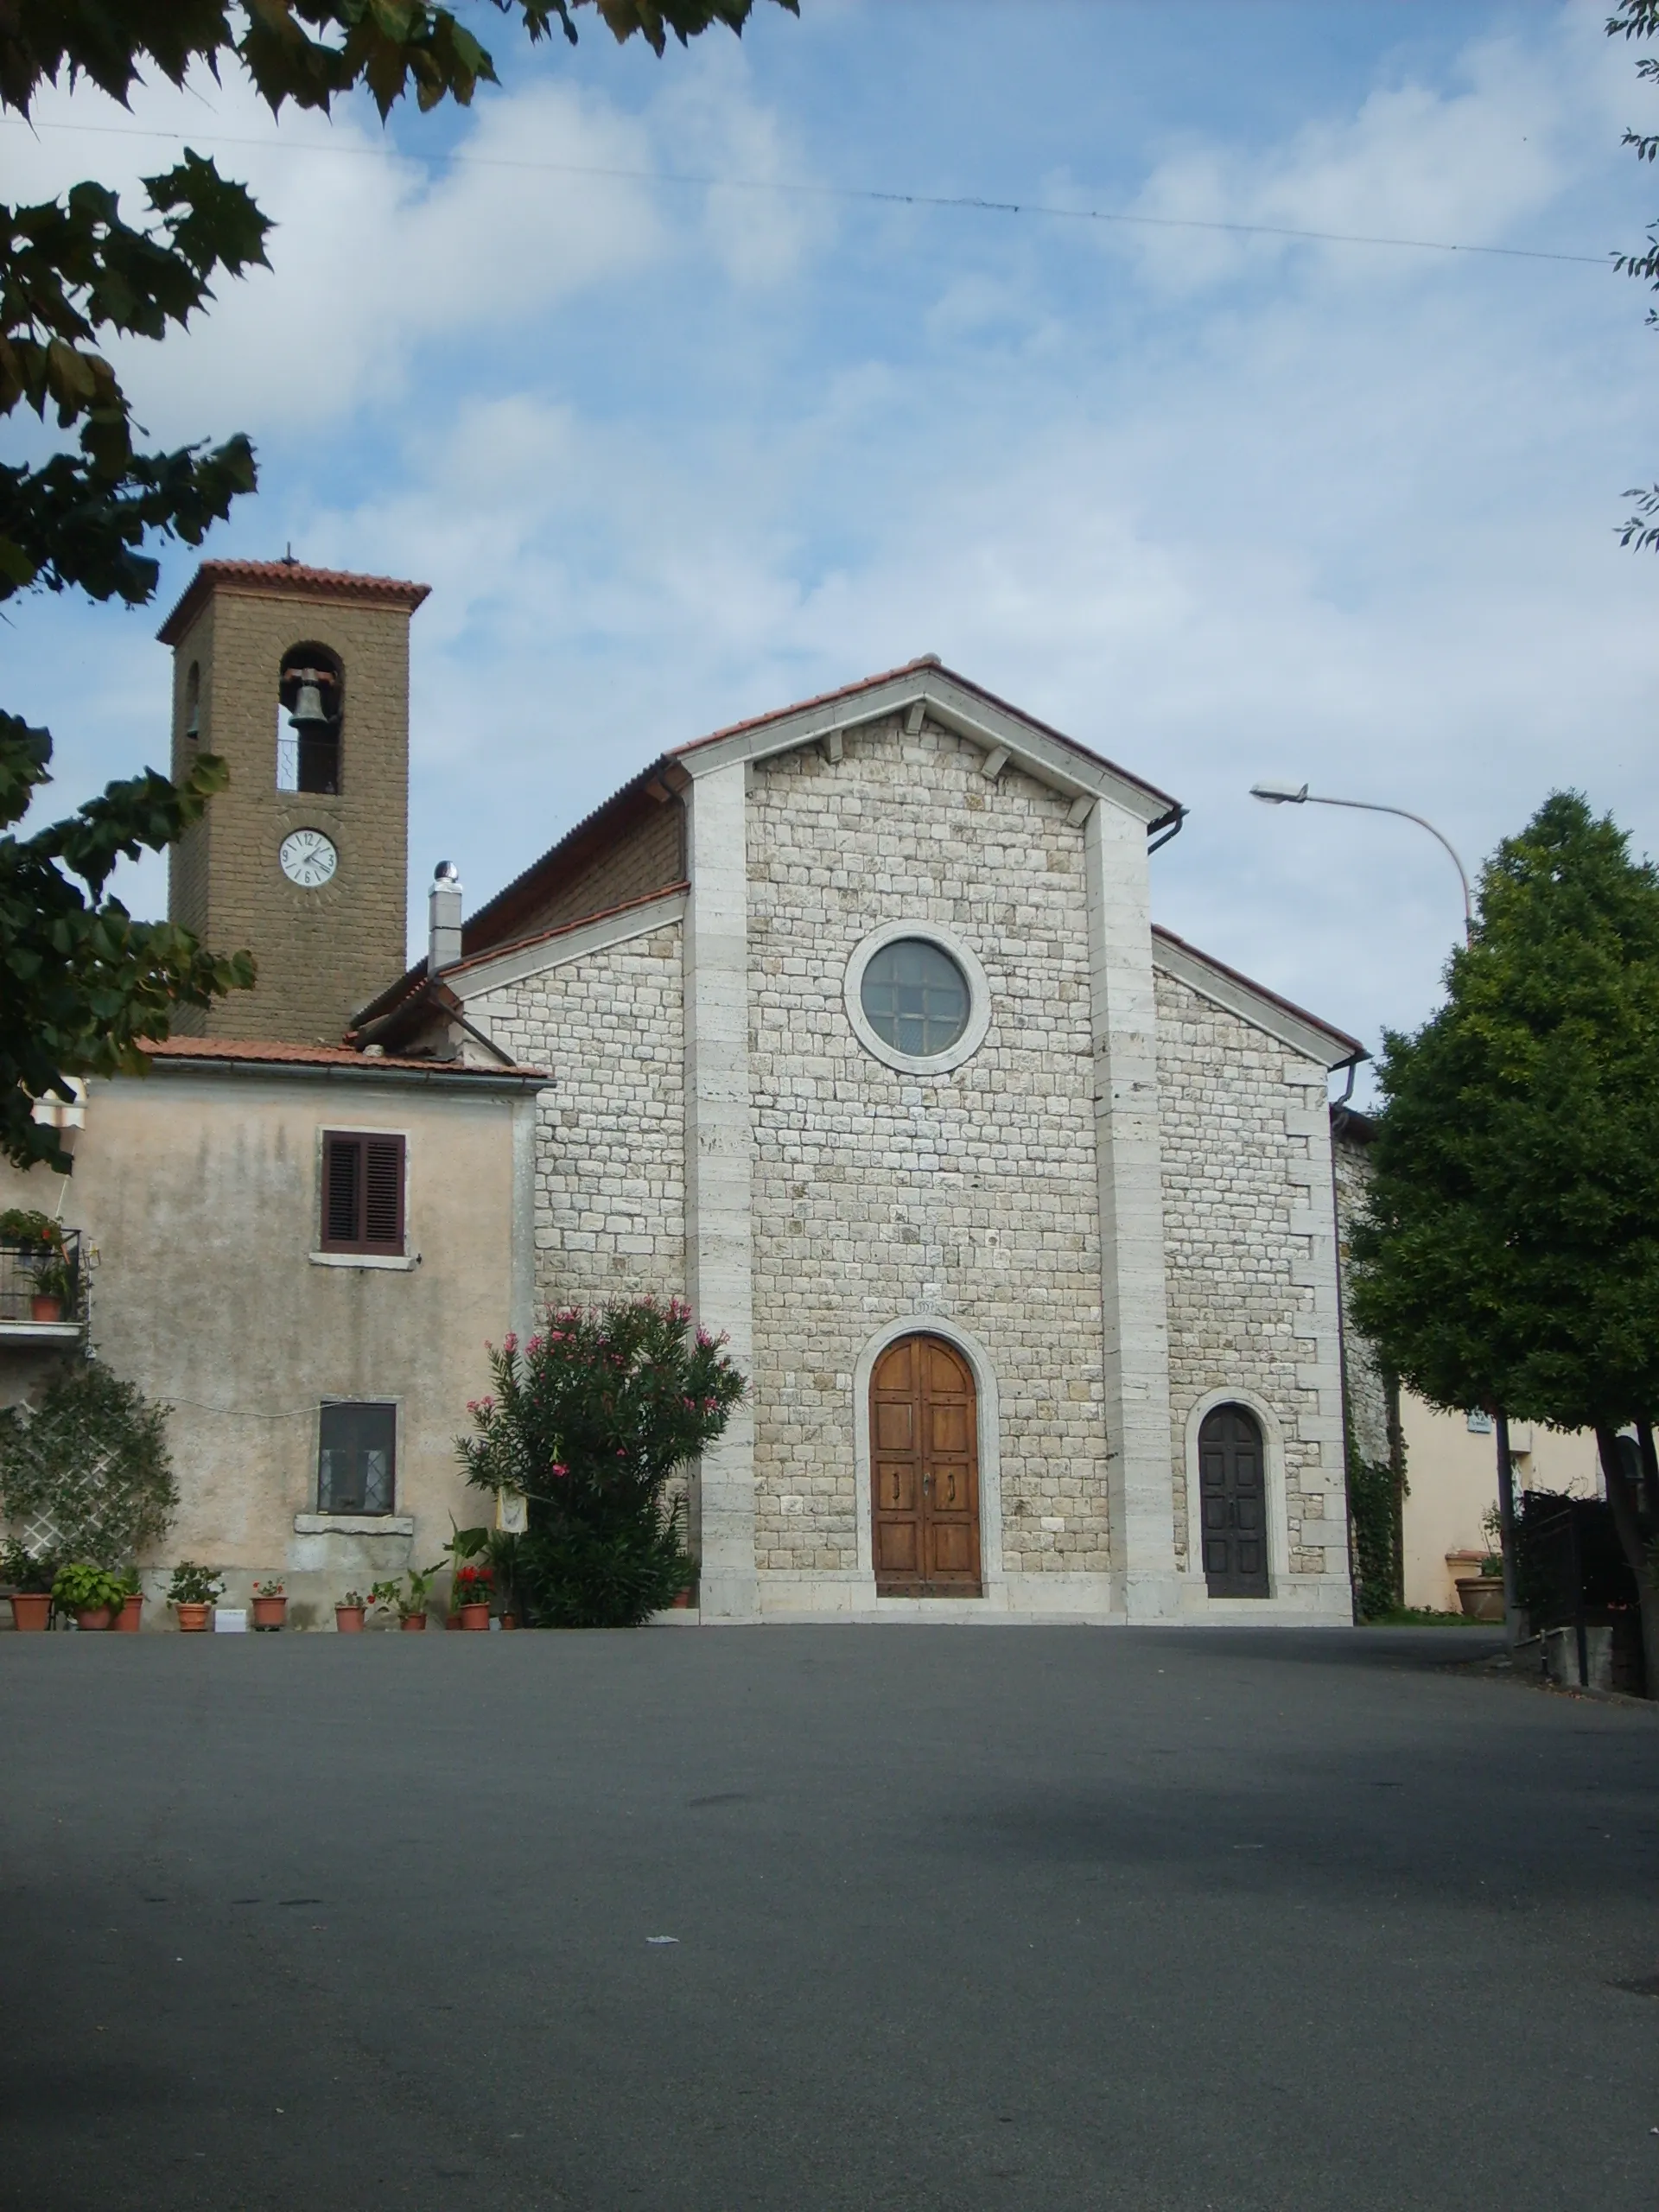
left=459, top=1295, right=745, bottom=1625
left=2, top=0, right=795, bottom=1172
left=1610, top=2, right=1659, bottom=549
left=1351, top=793, right=1659, bottom=1687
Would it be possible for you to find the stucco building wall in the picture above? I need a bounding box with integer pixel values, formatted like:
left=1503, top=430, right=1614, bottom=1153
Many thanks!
left=744, top=718, right=1112, bottom=1601
left=0, top=1065, right=531, bottom=1624
left=1154, top=969, right=1350, bottom=1609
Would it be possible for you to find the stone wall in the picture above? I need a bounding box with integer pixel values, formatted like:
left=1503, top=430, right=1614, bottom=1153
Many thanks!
left=470, top=927, right=685, bottom=1309
left=1155, top=968, right=1350, bottom=1592
left=746, top=716, right=1111, bottom=1589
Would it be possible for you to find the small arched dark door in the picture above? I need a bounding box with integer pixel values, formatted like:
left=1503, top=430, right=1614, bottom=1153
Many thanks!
left=1198, top=1404, right=1269, bottom=1597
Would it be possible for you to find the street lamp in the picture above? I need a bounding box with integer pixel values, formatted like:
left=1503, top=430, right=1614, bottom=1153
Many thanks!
left=1249, top=781, right=1473, bottom=943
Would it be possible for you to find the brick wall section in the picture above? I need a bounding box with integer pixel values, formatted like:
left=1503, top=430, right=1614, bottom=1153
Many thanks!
left=505, top=803, right=684, bottom=944
left=167, top=583, right=413, bottom=1043
left=470, top=929, right=685, bottom=1308
left=1155, top=969, right=1345, bottom=1577
left=746, top=718, right=1111, bottom=1581
left=1332, top=1120, right=1393, bottom=1468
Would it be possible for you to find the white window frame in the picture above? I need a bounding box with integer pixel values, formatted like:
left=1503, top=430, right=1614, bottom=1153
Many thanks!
left=842, top=920, right=992, bottom=1077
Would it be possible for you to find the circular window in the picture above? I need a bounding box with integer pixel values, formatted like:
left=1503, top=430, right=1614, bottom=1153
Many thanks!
left=860, top=938, right=970, bottom=1056
left=843, top=923, right=992, bottom=1075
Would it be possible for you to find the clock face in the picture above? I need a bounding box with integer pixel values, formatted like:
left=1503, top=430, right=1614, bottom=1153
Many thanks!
left=279, top=829, right=338, bottom=889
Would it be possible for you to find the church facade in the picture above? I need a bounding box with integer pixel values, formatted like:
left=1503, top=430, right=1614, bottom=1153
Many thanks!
left=358, top=646, right=1363, bottom=1624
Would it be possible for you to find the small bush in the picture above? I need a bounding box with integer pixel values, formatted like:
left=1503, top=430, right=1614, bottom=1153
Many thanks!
left=458, top=1296, right=744, bottom=1629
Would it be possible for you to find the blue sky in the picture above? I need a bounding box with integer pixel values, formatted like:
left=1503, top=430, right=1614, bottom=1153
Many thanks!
left=7, top=0, right=1656, bottom=1089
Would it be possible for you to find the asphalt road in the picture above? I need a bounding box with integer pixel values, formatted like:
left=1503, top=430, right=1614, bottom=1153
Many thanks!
left=3, top=1624, right=1657, bottom=2211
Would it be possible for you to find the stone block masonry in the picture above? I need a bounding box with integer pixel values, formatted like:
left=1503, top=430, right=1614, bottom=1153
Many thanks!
left=746, top=718, right=1113, bottom=1593
left=471, top=930, right=686, bottom=1309
left=1155, top=969, right=1351, bottom=1608
left=166, top=580, right=414, bottom=1045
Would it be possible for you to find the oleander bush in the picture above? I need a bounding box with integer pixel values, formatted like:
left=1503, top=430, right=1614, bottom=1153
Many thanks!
left=459, top=1296, right=744, bottom=1629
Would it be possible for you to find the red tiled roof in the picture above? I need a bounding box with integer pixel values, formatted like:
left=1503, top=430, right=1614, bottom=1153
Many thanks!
left=157, top=561, right=430, bottom=644
left=142, top=1037, right=545, bottom=1078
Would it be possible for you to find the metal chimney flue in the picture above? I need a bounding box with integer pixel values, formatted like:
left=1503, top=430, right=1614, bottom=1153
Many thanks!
left=429, top=861, right=463, bottom=975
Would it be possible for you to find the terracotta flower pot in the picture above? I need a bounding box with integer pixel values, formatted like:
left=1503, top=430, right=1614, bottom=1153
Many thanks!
left=458, top=1603, right=491, bottom=1631
left=251, top=1595, right=287, bottom=1631
left=10, top=1592, right=51, bottom=1631
left=501, top=1613, right=518, bottom=1630
left=29, top=1294, right=63, bottom=1323
left=444, top=1611, right=460, bottom=1630
left=175, top=1602, right=212, bottom=1633
left=334, top=1605, right=365, bottom=1634
left=1455, top=1576, right=1506, bottom=1623
left=74, top=1605, right=112, bottom=1631
left=399, top=1612, right=427, bottom=1632
left=671, top=1588, right=695, bottom=1610
left=112, top=1593, right=143, bottom=1632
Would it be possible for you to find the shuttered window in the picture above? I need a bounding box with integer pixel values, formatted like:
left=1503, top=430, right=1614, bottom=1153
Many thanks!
left=320, top=1132, right=405, bottom=1255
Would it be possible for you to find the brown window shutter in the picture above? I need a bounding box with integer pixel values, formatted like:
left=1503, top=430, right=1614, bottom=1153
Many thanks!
left=364, top=1137, right=404, bottom=1250
left=323, top=1135, right=362, bottom=1249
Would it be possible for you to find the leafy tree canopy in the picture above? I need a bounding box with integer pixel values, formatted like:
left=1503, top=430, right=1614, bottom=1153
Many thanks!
left=1351, top=791, right=1659, bottom=1433
left=1, top=0, right=794, bottom=1173
left=1610, top=2, right=1659, bottom=547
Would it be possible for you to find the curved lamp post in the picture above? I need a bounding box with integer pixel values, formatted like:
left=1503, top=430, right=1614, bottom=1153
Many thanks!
left=1250, top=779, right=1504, bottom=1629
left=1249, top=781, right=1473, bottom=944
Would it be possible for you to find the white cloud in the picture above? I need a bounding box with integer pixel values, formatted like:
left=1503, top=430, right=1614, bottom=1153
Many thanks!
left=1110, top=17, right=1625, bottom=293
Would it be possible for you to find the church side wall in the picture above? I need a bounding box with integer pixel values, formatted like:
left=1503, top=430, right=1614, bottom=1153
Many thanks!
left=1155, top=969, right=1350, bottom=1604
left=468, top=926, right=685, bottom=1309
left=746, top=718, right=1111, bottom=1595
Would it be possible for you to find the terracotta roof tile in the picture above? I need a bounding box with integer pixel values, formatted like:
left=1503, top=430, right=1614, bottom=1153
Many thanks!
left=142, top=1037, right=545, bottom=1078
left=157, top=560, right=430, bottom=643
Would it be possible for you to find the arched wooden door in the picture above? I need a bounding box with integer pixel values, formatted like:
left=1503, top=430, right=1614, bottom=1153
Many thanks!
left=871, top=1335, right=982, bottom=1596
left=1198, top=1404, right=1269, bottom=1597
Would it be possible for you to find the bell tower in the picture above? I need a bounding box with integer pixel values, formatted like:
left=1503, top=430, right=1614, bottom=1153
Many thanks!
left=159, top=560, right=429, bottom=1043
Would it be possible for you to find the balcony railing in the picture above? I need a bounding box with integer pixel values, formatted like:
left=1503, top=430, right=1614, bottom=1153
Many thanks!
left=0, top=1230, right=88, bottom=1338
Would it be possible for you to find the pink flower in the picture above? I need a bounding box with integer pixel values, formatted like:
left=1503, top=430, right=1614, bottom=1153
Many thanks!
left=527, top=1335, right=544, bottom=1355
left=503, top=1332, right=518, bottom=1354
left=550, top=1462, right=568, bottom=1478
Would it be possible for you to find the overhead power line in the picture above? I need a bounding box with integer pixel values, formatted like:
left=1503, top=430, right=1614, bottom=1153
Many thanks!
left=3, top=115, right=1610, bottom=269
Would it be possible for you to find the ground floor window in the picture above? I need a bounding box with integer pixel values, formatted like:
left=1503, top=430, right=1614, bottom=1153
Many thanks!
left=318, top=1402, right=397, bottom=1516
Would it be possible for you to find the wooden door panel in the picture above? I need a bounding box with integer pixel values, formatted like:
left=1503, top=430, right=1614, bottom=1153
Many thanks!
left=877, top=1461, right=918, bottom=1513
left=871, top=1334, right=982, bottom=1596
left=876, top=1520, right=918, bottom=1573
left=876, top=1401, right=914, bottom=1451
left=1198, top=1405, right=1269, bottom=1598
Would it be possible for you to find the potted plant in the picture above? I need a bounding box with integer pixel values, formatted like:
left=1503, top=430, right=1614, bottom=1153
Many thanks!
left=111, top=1569, right=144, bottom=1631
left=251, top=1579, right=288, bottom=1631
left=168, top=1561, right=224, bottom=1631
left=371, top=1565, right=441, bottom=1632
left=0, top=1539, right=55, bottom=1630
left=335, top=1588, right=368, bottom=1634
left=1454, top=1506, right=1507, bottom=1623
left=29, top=1248, right=75, bottom=1324
left=452, top=1560, right=494, bottom=1630
left=52, top=1560, right=125, bottom=1630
